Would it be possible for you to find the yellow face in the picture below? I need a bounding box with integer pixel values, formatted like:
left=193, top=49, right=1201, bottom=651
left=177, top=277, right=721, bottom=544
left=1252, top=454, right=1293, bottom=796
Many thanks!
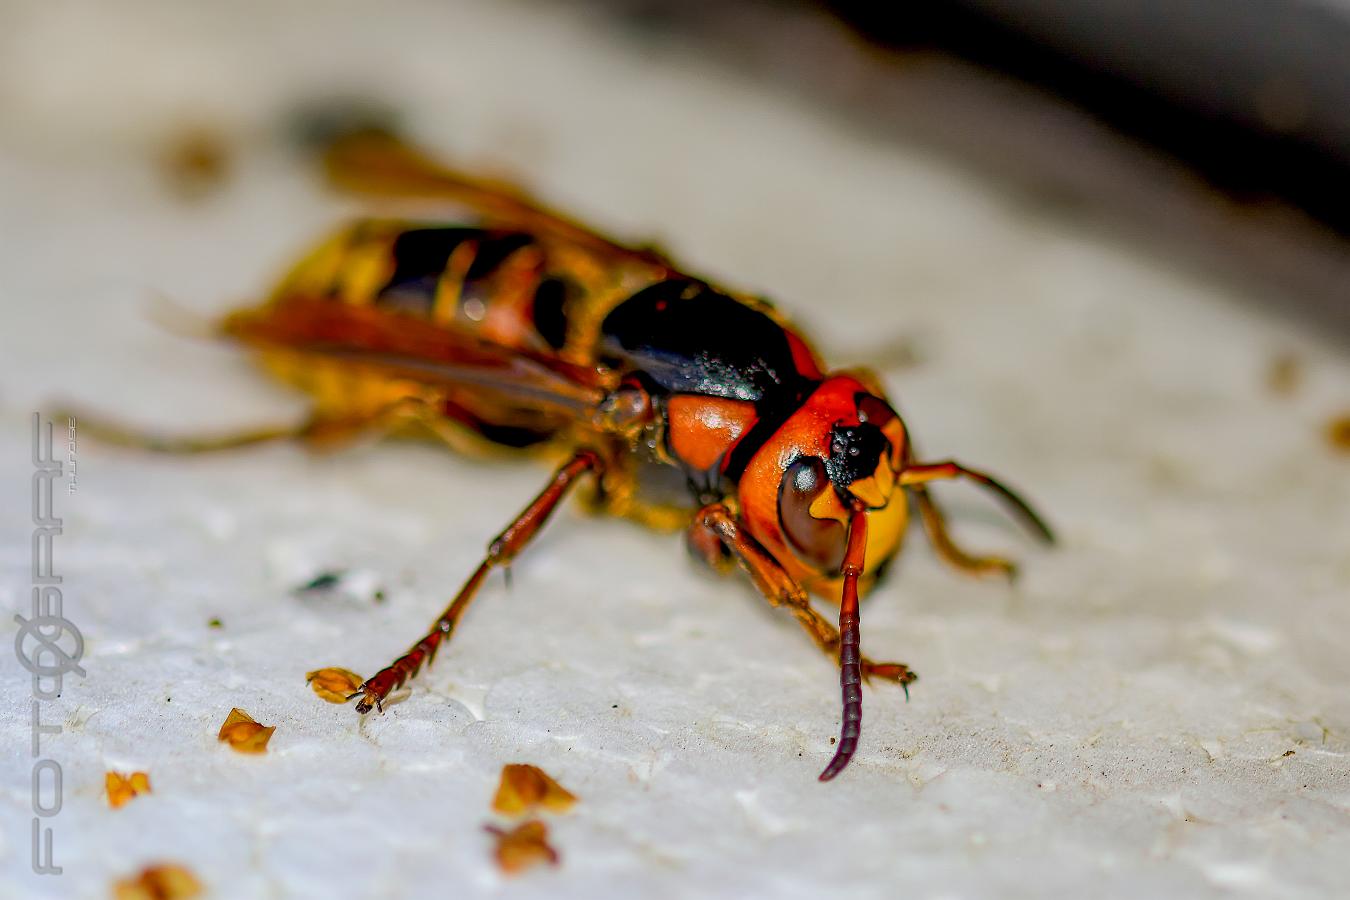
left=737, top=375, right=911, bottom=599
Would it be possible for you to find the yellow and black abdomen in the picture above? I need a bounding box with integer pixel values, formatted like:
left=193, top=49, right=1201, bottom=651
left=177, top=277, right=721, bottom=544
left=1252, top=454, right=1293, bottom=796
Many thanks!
left=236, top=218, right=613, bottom=449
left=272, top=218, right=577, bottom=357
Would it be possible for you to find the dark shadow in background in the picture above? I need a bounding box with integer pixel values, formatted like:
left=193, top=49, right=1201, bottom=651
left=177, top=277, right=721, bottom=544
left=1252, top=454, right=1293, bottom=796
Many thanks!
left=581, top=0, right=1350, bottom=346
left=838, top=1, right=1350, bottom=235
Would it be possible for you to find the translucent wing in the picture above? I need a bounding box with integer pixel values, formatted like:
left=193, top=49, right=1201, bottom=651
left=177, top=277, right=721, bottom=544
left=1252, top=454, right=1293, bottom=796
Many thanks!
left=322, top=132, right=675, bottom=273
left=223, top=297, right=613, bottom=419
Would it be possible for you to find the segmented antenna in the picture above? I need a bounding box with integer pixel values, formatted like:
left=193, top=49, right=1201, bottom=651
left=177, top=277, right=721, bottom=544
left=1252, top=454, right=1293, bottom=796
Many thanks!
left=819, top=501, right=869, bottom=781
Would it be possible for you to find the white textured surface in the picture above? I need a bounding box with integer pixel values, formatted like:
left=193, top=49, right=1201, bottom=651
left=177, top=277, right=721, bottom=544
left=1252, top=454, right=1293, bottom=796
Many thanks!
left=2, top=2, right=1350, bottom=898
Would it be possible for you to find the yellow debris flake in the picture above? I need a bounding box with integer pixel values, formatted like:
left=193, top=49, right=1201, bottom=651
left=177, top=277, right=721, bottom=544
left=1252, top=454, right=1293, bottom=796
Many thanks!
left=112, top=863, right=203, bottom=900
left=306, top=667, right=364, bottom=703
left=491, top=764, right=577, bottom=816
left=217, top=708, right=275, bottom=754
left=105, top=771, right=152, bottom=809
left=485, top=820, right=558, bottom=875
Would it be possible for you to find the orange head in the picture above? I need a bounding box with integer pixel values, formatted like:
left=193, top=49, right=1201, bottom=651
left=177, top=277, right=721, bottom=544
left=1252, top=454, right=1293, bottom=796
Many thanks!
left=736, top=374, right=910, bottom=598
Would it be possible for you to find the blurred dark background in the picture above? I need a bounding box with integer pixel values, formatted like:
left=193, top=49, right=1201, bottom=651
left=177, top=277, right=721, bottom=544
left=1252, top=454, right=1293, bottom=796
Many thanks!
left=586, top=0, right=1350, bottom=344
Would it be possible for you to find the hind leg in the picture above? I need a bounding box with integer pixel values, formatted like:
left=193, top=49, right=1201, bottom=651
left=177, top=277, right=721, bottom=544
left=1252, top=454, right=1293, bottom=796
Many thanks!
left=63, top=394, right=458, bottom=456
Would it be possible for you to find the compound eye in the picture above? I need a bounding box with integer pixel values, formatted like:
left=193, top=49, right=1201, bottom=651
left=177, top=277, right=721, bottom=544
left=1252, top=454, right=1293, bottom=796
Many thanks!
left=777, top=456, right=846, bottom=573
left=856, top=393, right=906, bottom=469
left=857, top=395, right=893, bottom=426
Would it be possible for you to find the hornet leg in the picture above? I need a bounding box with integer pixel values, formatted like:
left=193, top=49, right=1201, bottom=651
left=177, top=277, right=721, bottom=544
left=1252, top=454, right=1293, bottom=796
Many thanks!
left=353, top=449, right=602, bottom=712
left=900, top=460, right=1055, bottom=545
left=691, top=504, right=915, bottom=689
left=61, top=411, right=302, bottom=454
left=910, top=484, right=1019, bottom=581
left=60, top=395, right=508, bottom=457
left=61, top=395, right=447, bottom=455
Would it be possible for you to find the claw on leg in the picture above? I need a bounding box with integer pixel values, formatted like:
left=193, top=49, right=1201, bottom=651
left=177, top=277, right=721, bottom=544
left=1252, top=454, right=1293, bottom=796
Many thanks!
left=860, top=659, right=916, bottom=689
left=350, top=688, right=383, bottom=714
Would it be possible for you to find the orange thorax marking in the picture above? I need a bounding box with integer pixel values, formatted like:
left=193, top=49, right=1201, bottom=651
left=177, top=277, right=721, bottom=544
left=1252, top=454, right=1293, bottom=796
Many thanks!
left=666, top=395, right=757, bottom=474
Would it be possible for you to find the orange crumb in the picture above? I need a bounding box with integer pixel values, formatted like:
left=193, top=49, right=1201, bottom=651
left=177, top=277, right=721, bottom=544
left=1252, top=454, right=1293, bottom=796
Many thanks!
left=217, top=708, right=275, bottom=754
left=112, top=863, right=203, bottom=900
left=105, top=771, right=152, bottom=809
left=485, top=820, right=558, bottom=875
left=306, top=667, right=364, bottom=703
left=491, top=764, right=577, bottom=816
left=1326, top=414, right=1350, bottom=454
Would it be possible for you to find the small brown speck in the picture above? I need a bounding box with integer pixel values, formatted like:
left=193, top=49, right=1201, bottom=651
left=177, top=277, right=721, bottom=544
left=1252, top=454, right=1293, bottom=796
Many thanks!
left=1326, top=414, right=1350, bottom=453
left=159, top=128, right=230, bottom=202
left=1265, top=352, right=1301, bottom=395
left=113, top=863, right=202, bottom=899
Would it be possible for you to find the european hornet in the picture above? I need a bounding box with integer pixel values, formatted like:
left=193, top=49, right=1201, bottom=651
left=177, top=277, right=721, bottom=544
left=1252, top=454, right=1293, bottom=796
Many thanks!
left=83, top=134, right=1053, bottom=780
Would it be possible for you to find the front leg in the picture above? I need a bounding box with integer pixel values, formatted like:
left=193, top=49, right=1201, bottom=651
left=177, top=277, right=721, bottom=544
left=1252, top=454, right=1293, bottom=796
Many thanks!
left=900, top=460, right=1055, bottom=545
left=691, top=504, right=916, bottom=690
left=353, top=449, right=602, bottom=712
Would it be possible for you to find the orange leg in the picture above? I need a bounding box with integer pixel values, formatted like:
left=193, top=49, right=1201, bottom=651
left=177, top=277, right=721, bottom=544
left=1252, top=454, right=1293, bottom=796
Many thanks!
left=910, top=484, right=1019, bottom=581
left=691, top=504, right=915, bottom=689
left=900, top=460, right=1055, bottom=545
left=61, top=411, right=301, bottom=454
left=60, top=396, right=445, bottom=455
left=61, top=394, right=542, bottom=460
left=353, top=449, right=602, bottom=712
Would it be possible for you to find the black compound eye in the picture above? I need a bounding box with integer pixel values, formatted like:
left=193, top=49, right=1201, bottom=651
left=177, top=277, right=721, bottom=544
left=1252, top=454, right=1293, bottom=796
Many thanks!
left=827, top=422, right=891, bottom=488
left=778, top=456, right=846, bottom=573
left=856, top=393, right=906, bottom=469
